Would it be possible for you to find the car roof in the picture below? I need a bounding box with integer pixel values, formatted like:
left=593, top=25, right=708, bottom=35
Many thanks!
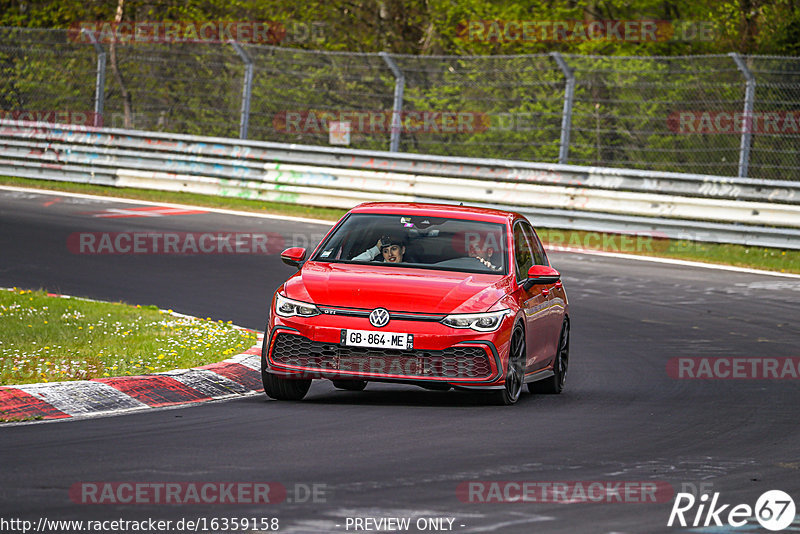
left=349, top=202, right=521, bottom=225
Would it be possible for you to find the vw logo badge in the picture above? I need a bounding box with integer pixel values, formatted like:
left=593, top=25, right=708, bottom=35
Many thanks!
left=369, top=308, right=390, bottom=328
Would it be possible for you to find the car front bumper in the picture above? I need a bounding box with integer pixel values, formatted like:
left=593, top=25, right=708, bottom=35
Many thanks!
left=263, top=313, right=513, bottom=388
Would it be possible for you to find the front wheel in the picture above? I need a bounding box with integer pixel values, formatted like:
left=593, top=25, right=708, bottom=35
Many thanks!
left=530, top=320, right=569, bottom=394
left=261, top=334, right=311, bottom=400
left=262, top=369, right=311, bottom=400
left=491, top=324, right=526, bottom=405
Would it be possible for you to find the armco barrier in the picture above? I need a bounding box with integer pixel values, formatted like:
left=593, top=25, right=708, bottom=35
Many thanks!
left=1, top=119, right=800, bottom=249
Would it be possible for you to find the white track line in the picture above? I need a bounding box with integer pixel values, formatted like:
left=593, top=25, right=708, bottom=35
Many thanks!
left=548, top=247, right=800, bottom=279
left=2, top=184, right=797, bottom=278
left=0, top=184, right=335, bottom=226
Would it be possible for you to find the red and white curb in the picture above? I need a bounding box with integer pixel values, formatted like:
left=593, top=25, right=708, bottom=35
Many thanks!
left=0, top=334, right=265, bottom=423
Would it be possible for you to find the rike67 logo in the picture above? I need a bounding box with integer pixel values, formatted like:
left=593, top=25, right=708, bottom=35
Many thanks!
left=668, top=490, right=796, bottom=531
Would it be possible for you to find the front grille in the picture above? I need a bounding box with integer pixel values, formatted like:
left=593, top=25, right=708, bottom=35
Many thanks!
left=271, top=333, right=491, bottom=379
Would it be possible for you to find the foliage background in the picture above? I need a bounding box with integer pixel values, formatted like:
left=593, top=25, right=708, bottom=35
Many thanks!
left=2, top=0, right=798, bottom=55
left=0, top=1, right=798, bottom=179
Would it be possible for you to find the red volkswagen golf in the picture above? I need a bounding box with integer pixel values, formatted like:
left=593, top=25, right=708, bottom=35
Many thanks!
left=262, top=203, right=569, bottom=405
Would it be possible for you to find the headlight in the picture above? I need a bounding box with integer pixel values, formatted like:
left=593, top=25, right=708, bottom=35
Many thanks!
left=275, top=293, right=320, bottom=318
left=441, top=309, right=509, bottom=332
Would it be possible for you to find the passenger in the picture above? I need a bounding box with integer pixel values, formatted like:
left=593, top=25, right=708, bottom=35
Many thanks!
left=353, top=233, right=406, bottom=263
left=467, top=236, right=502, bottom=271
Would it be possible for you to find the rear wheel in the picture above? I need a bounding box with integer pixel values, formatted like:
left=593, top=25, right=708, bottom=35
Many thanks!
left=530, top=320, right=569, bottom=394
left=332, top=380, right=368, bottom=391
left=491, top=324, right=526, bottom=405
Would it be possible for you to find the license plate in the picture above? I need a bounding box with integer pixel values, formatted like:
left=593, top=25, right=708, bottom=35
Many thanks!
left=342, top=329, right=412, bottom=350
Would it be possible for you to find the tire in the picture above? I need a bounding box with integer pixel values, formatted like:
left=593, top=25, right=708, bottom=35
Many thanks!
left=491, top=324, right=526, bottom=405
left=262, top=370, right=311, bottom=401
left=530, top=320, right=569, bottom=394
left=261, top=332, right=311, bottom=401
left=332, top=380, right=368, bottom=391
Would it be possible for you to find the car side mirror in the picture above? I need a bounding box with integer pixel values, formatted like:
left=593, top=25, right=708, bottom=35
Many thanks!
left=523, top=265, right=561, bottom=290
left=280, top=247, right=306, bottom=268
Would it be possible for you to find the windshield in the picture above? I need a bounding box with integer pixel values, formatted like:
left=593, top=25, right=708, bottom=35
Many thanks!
left=311, top=213, right=508, bottom=275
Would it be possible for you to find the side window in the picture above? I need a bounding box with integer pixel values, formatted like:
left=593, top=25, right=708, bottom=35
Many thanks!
left=521, top=222, right=548, bottom=266
left=513, top=223, right=534, bottom=282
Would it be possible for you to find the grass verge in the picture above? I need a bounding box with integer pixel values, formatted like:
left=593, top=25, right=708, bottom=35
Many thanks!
left=1, top=175, right=797, bottom=274
left=0, top=288, right=258, bottom=386
left=0, top=409, right=42, bottom=423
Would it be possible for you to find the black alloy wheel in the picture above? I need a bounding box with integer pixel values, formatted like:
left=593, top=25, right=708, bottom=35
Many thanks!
left=492, top=324, right=526, bottom=405
left=531, top=320, right=569, bottom=394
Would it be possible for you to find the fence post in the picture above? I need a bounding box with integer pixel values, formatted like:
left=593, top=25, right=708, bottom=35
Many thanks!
left=550, top=52, right=575, bottom=165
left=81, top=29, right=106, bottom=128
left=230, top=42, right=254, bottom=140
left=379, top=52, right=405, bottom=152
left=730, top=52, right=755, bottom=178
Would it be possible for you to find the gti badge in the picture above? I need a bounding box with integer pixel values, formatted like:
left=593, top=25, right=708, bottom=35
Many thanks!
left=369, top=308, right=390, bottom=328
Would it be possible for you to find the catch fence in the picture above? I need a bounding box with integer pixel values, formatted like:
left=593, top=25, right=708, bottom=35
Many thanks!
left=1, top=27, right=799, bottom=180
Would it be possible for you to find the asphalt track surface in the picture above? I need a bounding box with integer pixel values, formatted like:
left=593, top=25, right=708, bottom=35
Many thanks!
left=1, top=187, right=799, bottom=534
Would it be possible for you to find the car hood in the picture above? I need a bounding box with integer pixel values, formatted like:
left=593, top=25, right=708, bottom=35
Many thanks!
left=284, top=262, right=512, bottom=314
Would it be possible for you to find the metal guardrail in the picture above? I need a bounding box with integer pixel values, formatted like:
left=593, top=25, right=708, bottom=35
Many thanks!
left=1, top=119, right=800, bottom=250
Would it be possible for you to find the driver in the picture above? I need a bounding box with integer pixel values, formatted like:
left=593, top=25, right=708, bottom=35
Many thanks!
left=353, top=233, right=406, bottom=263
